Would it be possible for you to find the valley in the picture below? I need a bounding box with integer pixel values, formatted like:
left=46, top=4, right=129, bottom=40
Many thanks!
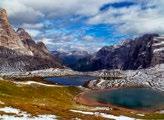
left=0, top=6, right=164, bottom=120
left=0, top=77, right=164, bottom=120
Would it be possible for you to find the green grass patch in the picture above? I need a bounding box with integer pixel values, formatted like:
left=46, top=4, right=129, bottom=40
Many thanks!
left=0, top=79, right=163, bottom=119
left=0, top=79, right=106, bottom=119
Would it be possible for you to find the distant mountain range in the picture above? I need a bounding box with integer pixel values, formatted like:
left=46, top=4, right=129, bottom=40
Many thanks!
left=52, top=50, right=91, bottom=69
left=1, top=8, right=164, bottom=73
left=0, top=9, right=62, bottom=73
left=54, top=34, right=164, bottom=71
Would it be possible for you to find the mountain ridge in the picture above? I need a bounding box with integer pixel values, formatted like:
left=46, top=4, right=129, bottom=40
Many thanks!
left=58, top=34, right=164, bottom=71
left=0, top=8, right=62, bottom=72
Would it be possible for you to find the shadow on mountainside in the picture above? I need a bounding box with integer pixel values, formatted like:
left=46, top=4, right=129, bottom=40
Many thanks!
left=0, top=46, right=63, bottom=73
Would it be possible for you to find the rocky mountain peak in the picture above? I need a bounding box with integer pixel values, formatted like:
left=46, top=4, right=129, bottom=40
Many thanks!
left=0, top=8, right=62, bottom=72
left=0, top=8, right=28, bottom=52
left=17, top=28, right=26, bottom=33
left=0, top=8, right=10, bottom=29
left=70, top=34, right=163, bottom=71
left=37, top=41, right=49, bottom=54
left=17, top=28, right=32, bottom=40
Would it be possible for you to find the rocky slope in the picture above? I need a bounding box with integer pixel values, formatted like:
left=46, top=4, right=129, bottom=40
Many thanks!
left=86, top=64, right=164, bottom=92
left=73, top=34, right=164, bottom=71
left=0, top=8, right=61, bottom=73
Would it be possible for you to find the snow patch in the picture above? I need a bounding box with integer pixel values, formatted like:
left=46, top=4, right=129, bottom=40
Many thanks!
left=0, top=107, right=21, bottom=114
left=97, top=79, right=106, bottom=87
left=153, top=41, right=164, bottom=46
left=70, top=110, right=135, bottom=120
left=0, top=115, right=57, bottom=120
left=0, top=107, right=57, bottom=120
left=153, top=47, right=164, bottom=53
left=14, top=81, right=58, bottom=87
left=154, top=36, right=164, bottom=40
left=157, top=110, right=164, bottom=114
left=89, top=107, right=110, bottom=111
left=137, top=113, right=145, bottom=116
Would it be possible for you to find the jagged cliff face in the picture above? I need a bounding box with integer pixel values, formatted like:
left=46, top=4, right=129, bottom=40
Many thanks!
left=0, top=9, right=30, bottom=55
left=17, top=28, right=51, bottom=58
left=72, top=34, right=164, bottom=71
left=0, top=9, right=62, bottom=72
left=151, top=36, right=164, bottom=65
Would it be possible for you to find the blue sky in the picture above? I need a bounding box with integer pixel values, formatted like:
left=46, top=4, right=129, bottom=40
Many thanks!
left=1, top=0, right=164, bottom=53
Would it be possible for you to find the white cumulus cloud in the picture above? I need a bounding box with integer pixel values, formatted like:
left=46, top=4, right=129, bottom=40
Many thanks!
left=87, top=0, right=164, bottom=35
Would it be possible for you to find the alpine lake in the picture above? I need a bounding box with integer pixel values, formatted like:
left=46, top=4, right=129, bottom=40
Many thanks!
left=0, top=76, right=163, bottom=119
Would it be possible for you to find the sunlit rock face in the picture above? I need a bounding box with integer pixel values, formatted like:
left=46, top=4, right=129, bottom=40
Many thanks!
left=16, top=28, right=52, bottom=58
left=151, top=36, right=164, bottom=65
left=0, top=8, right=62, bottom=72
left=0, top=9, right=28, bottom=53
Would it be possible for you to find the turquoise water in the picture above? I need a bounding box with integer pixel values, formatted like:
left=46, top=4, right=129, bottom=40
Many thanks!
left=45, top=75, right=96, bottom=86
left=87, top=88, right=164, bottom=110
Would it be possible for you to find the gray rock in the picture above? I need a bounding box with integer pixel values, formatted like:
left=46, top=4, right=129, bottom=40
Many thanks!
left=73, top=34, right=164, bottom=71
left=0, top=9, right=62, bottom=73
left=86, top=64, right=164, bottom=91
left=0, top=68, right=80, bottom=78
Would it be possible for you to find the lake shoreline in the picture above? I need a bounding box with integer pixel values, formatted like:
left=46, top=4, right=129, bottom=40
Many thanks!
left=74, top=87, right=164, bottom=113
left=0, top=70, right=164, bottom=119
